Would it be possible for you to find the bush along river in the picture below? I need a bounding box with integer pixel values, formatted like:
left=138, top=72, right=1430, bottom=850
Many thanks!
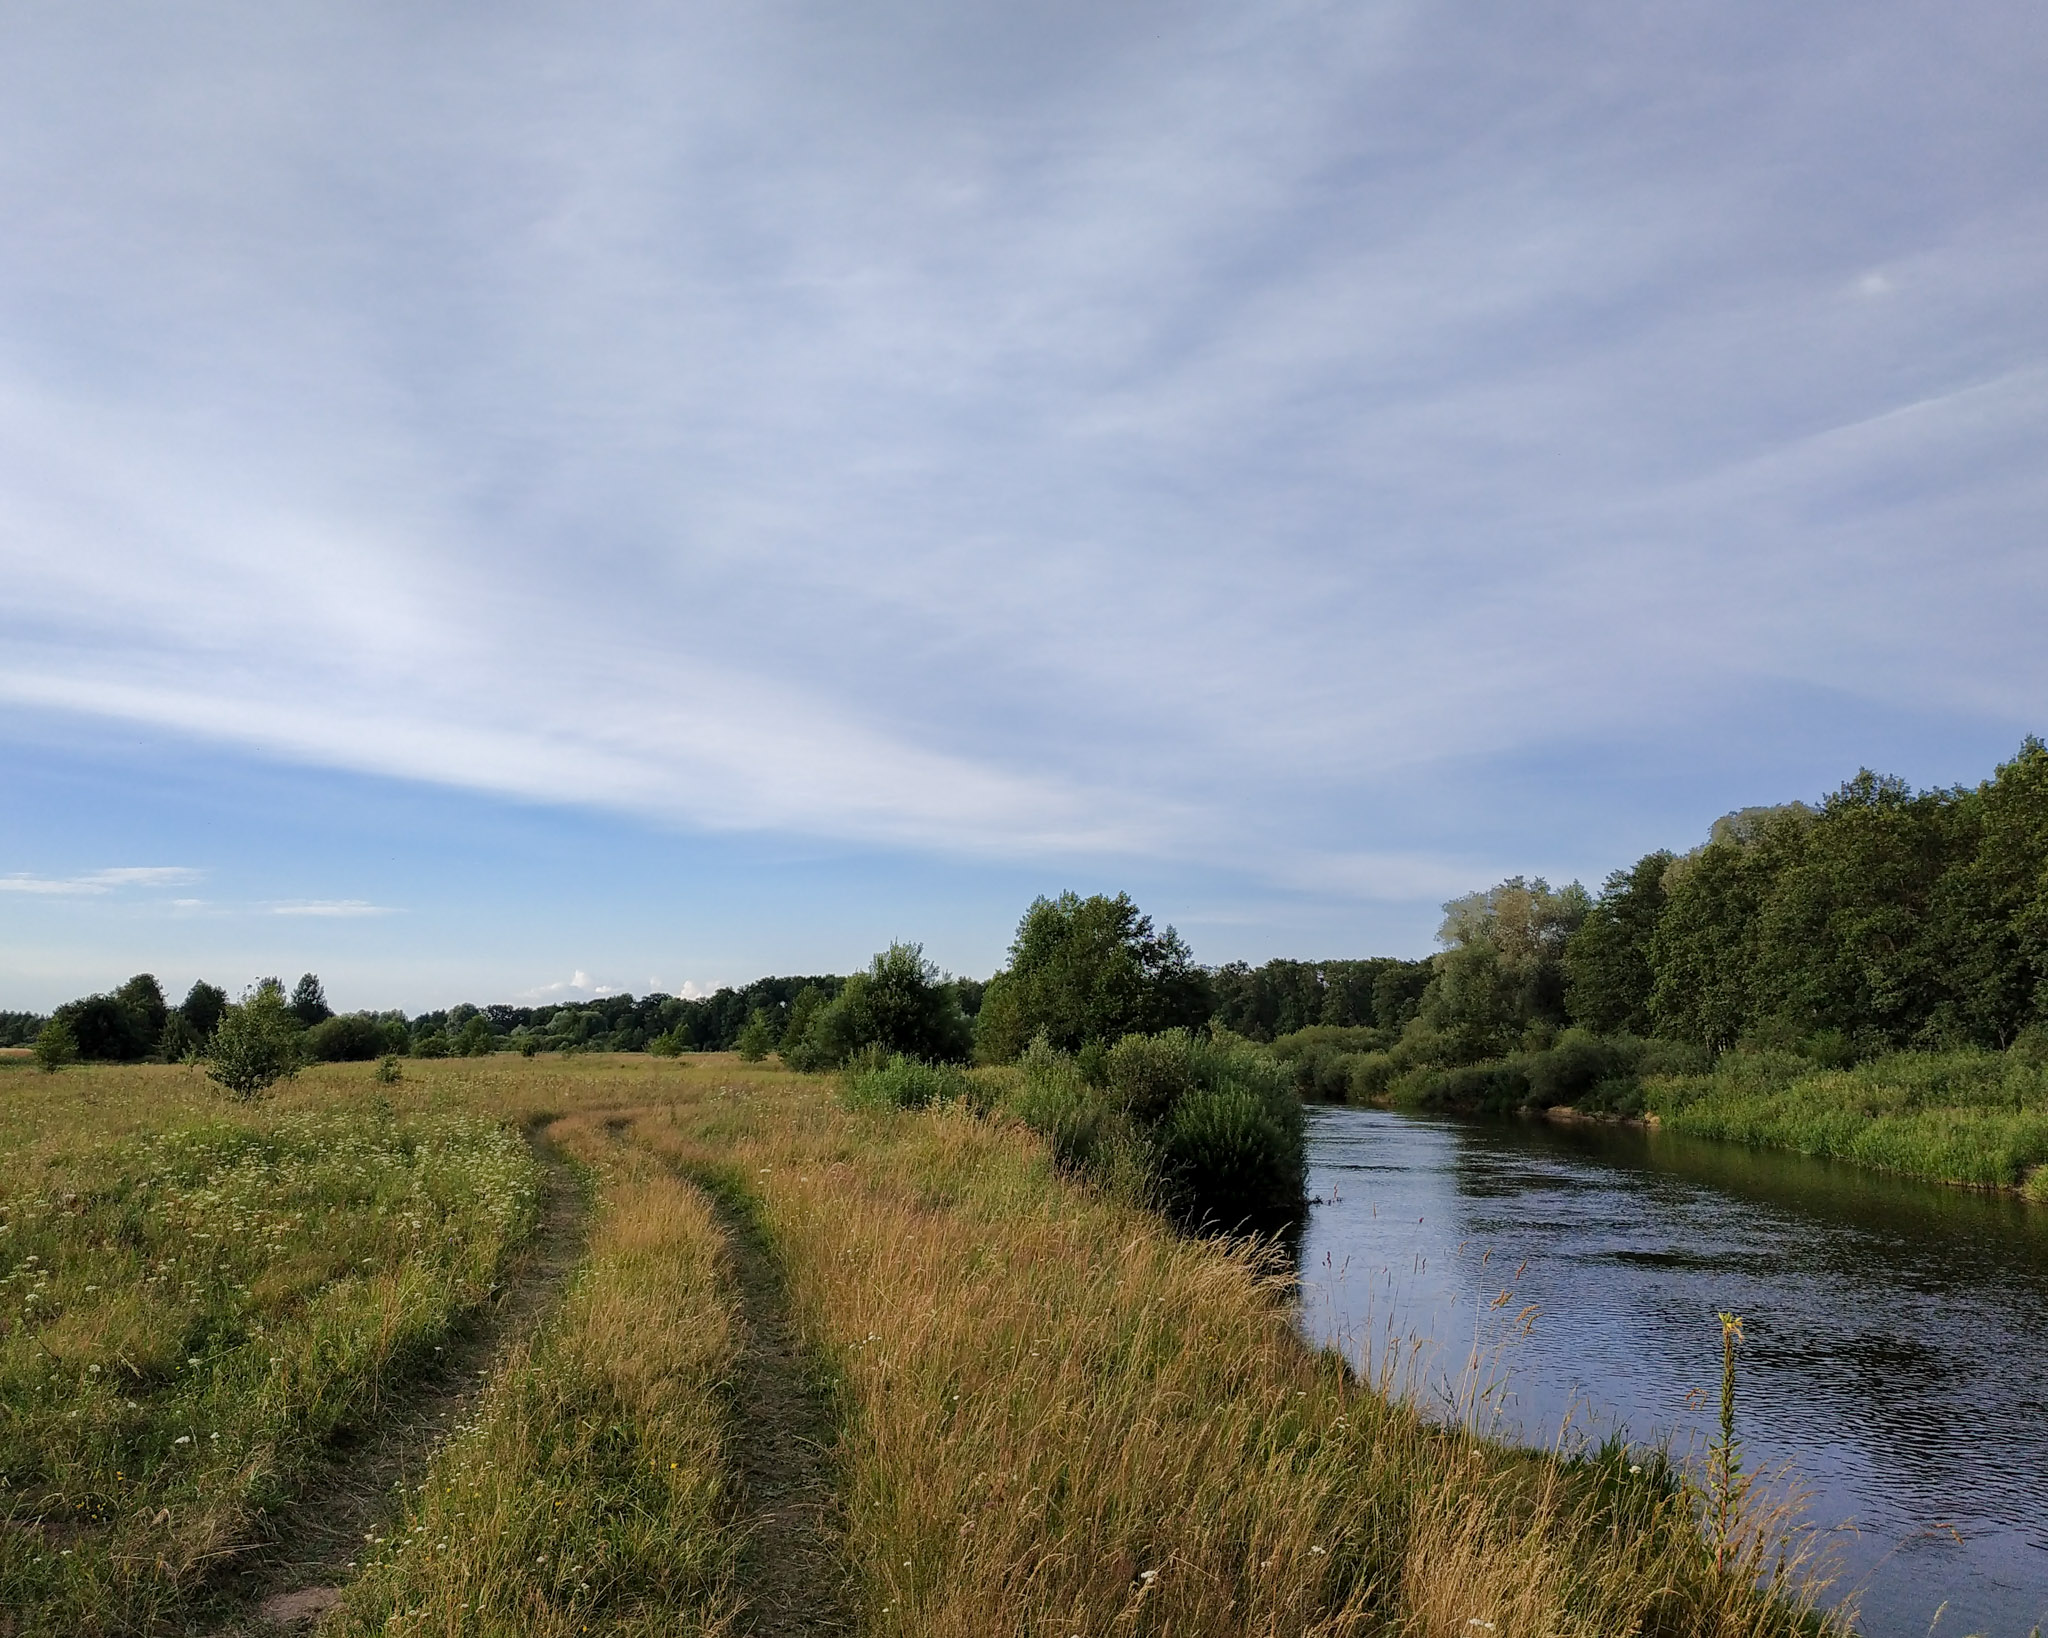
left=1297, top=1105, right=2048, bottom=1637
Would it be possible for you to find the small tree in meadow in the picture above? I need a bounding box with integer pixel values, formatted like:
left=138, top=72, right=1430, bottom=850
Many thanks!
left=204, top=984, right=304, bottom=1100
left=32, top=1018, right=79, bottom=1073
left=734, top=1009, right=775, bottom=1061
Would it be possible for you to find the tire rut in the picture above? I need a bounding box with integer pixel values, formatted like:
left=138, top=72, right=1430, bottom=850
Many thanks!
left=680, top=1158, right=854, bottom=1638
left=196, top=1123, right=590, bottom=1635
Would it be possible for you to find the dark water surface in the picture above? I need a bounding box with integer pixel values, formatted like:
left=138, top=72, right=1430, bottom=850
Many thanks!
left=1297, top=1105, right=2048, bottom=1637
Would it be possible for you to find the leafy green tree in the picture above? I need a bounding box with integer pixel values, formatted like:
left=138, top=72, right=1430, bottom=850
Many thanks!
left=797, top=944, right=972, bottom=1067
left=778, top=985, right=829, bottom=1066
left=1928, top=738, right=2048, bottom=1046
left=115, top=973, right=169, bottom=1039
left=51, top=993, right=152, bottom=1062
left=1369, top=960, right=1433, bottom=1031
left=1751, top=772, right=1961, bottom=1049
left=179, top=980, right=228, bottom=1039
left=32, top=1018, right=78, bottom=1073
left=156, top=1013, right=202, bottom=1062
left=455, top=1014, right=494, bottom=1056
left=1565, top=852, right=1674, bottom=1035
left=734, top=1010, right=775, bottom=1061
left=1413, top=877, right=1589, bottom=1059
left=304, top=1013, right=391, bottom=1062
left=290, top=973, right=333, bottom=1029
left=1648, top=813, right=1805, bottom=1051
left=975, top=892, right=1209, bottom=1062
left=204, top=985, right=304, bottom=1099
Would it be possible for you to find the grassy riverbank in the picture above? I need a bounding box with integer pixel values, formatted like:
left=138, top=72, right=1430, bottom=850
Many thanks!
left=2, top=1054, right=1846, bottom=1635
left=1643, top=1049, right=2048, bottom=1201
left=1276, top=1026, right=2048, bottom=1201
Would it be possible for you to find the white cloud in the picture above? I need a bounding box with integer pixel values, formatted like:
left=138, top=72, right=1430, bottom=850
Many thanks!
left=269, top=900, right=398, bottom=918
left=517, top=970, right=619, bottom=1000
left=0, top=866, right=200, bottom=895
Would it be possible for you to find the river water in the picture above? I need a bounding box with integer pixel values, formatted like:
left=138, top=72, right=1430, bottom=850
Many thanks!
left=1296, top=1105, right=2048, bottom=1637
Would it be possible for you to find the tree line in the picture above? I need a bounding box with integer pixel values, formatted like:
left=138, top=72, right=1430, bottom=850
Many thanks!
left=1272, top=738, right=2048, bottom=1116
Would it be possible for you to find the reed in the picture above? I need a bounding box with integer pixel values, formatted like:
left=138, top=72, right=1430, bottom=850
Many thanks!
left=1648, top=1048, right=2048, bottom=1193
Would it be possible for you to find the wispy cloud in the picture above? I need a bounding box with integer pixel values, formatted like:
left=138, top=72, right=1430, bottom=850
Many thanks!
left=0, top=0, right=2041, bottom=909
left=0, top=866, right=200, bottom=895
left=269, top=900, right=399, bottom=918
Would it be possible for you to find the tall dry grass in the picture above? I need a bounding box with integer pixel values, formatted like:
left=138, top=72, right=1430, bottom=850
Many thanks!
left=630, top=1072, right=1845, bottom=1638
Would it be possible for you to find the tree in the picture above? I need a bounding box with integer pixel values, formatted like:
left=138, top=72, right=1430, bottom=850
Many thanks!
left=290, top=973, right=333, bottom=1029
left=1416, top=877, right=1590, bottom=1057
left=52, top=993, right=152, bottom=1062
left=796, top=944, right=972, bottom=1067
left=32, top=1018, right=78, bottom=1073
left=180, top=980, right=229, bottom=1039
left=778, top=985, right=830, bottom=1066
left=157, top=1013, right=202, bottom=1061
left=975, top=892, right=1210, bottom=1062
left=115, top=973, right=168, bottom=1039
left=734, top=1010, right=775, bottom=1061
left=1565, top=852, right=1674, bottom=1035
left=204, top=985, right=304, bottom=1099
left=304, top=1013, right=390, bottom=1062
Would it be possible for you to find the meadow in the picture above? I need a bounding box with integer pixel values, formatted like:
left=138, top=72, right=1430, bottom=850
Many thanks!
left=0, top=1052, right=1849, bottom=1636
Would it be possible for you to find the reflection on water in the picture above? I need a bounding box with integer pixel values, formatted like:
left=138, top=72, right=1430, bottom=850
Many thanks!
left=1298, top=1106, right=2048, bottom=1638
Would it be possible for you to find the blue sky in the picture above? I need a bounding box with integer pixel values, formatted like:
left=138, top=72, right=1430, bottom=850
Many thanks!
left=3, top=1, right=2044, bottom=1013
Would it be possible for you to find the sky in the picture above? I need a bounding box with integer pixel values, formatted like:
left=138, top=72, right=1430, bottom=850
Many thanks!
left=2, top=0, right=2044, bottom=1013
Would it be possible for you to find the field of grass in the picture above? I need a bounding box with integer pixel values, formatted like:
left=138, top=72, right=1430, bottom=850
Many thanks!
left=0, top=1060, right=541, bottom=1633
left=1, top=1053, right=1847, bottom=1636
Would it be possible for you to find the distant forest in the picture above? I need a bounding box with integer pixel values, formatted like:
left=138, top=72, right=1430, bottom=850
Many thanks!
left=11, top=738, right=2043, bottom=1070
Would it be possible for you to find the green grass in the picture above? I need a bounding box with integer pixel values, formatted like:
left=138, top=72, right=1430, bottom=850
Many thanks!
left=0, top=1069, right=541, bottom=1633
left=1646, top=1048, right=2048, bottom=1197
left=332, top=1112, right=740, bottom=1638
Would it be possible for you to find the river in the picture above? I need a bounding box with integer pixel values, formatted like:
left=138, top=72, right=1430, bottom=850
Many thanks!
left=1296, top=1105, right=2048, bottom=1637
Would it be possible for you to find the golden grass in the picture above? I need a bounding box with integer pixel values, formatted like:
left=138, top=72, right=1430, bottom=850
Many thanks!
left=624, top=1066, right=1844, bottom=1638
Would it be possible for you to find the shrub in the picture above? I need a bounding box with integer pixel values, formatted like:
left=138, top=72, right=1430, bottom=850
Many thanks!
left=412, top=1030, right=451, bottom=1060
left=1345, top=1052, right=1398, bottom=1102
left=32, top=1018, right=78, bottom=1073
left=843, top=1052, right=976, bottom=1110
left=203, top=986, right=305, bottom=1100
left=1009, top=1029, right=1305, bottom=1235
left=304, top=1013, right=391, bottom=1062
left=375, top=1053, right=404, bottom=1084
left=734, top=1010, right=775, bottom=1061
left=1160, top=1082, right=1306, bottom=1234
left=1010, top=1037, right=1145, bottom=1182
left=1522, top=1030, right=1642, bottom=1109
